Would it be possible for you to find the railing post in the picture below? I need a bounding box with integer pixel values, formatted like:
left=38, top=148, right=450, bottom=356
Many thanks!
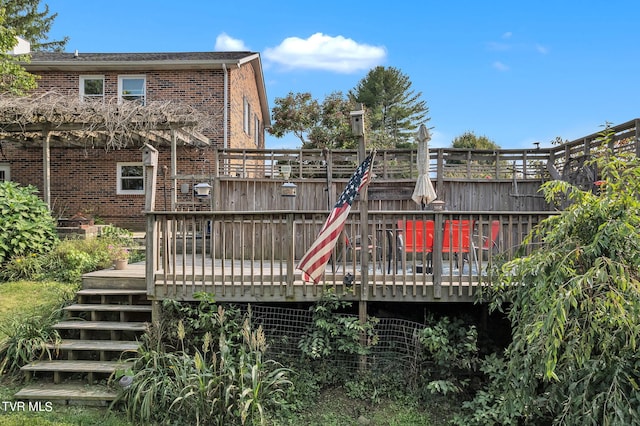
left=286, top=212, right=295, bottom=296
left=146, top=213, right=158, bottom=308
left=432, top=211, right=443, bottom=298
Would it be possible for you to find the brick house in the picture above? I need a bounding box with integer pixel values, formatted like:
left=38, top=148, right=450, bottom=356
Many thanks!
left=0, top=50, right=269, bottom=230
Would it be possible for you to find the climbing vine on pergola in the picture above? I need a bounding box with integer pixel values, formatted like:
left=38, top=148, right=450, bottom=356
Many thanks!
left=0, top=91, right=218, bottom=206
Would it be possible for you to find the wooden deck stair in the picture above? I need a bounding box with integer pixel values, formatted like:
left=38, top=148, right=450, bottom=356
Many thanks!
left=14, top=286, right=151, bottom=405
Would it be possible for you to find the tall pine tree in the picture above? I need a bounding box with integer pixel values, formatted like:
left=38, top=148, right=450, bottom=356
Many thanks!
left=349, top=66, right=429, bottom=148
left=0, top=7, right=36, bottom=94
left=1, top=0, right=67, bottom=51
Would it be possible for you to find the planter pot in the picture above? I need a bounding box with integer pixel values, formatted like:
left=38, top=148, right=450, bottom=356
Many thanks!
left=114, top=259, right=128, bottom=270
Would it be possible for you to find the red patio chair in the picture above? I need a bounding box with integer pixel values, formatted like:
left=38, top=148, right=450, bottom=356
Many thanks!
left=442, top=220, right=478, bottom=271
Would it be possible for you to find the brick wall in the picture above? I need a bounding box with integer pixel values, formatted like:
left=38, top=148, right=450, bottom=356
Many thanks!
left=1, top=62, right=268, bottom=230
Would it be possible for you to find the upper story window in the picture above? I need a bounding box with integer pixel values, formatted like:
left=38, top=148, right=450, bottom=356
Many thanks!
left=243, top=97, right=251, bottom=135
left=117, top=162, right=144, bottom=195
left=118, top=75, right=146, bottom=105
left=254, top=114, right=260, bottom=146
left=80, top=75, right=104, bottom=102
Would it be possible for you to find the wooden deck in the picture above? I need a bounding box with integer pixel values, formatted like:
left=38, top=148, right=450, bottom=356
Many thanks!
left=143, top=210, right=550, bottom=304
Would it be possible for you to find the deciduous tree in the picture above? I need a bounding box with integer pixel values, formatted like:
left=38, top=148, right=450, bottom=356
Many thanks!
left=268, top=91, right=359, bottom=149
left=470, top=129, right=640, bottom=425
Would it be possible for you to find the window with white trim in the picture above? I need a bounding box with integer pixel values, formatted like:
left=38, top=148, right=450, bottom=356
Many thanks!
left=117, top=162, right=144, bottom=194
left=118, top=75, right=146, bottom=105
left=0, top=164, right=10, bottom=182
left=80, top=75, right=104, bottom=102
left=254, top=114, right=260, bottom=146
left=243, top=97, right=251, bottom=135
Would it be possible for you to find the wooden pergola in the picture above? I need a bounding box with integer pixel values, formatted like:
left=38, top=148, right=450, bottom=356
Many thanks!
left=0, top=92, right=212, bottom=207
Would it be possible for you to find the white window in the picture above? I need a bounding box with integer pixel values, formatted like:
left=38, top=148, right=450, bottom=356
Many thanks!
left=0, top=164, right=10, bottom=182
left=243, top=97, right=251, bottom=135
left=117, top=162, right=144, bottom=195
left=80, top=75, right=104, bottom=102
left=254, top=114, right=260, bottom=146
left=118, top=75, right=146, bottom=105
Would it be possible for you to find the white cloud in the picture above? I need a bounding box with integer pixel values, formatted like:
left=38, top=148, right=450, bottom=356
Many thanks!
left=215, top=33, right=250, bottom=51
left=492, top=61, right=510, bottom=71
left=502, top=32, right=513, bottom=40
left=535, top=43, right=549, bottom=54
left=263, top=32, right=386, bottom=73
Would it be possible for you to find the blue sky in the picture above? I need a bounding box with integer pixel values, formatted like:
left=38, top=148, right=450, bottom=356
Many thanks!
left=44, top=0, right=638, bottom=150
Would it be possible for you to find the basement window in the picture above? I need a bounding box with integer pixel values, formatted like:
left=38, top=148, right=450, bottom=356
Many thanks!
left=117, top=163, right=144, bottom=195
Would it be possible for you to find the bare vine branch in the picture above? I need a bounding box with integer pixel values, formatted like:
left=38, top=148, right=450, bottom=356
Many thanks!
left=0, top=91, right=218, bottom=149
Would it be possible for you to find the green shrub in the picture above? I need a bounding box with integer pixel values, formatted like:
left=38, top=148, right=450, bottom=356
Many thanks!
left=417, top=315, right=480, bottom=397
left=298, top=289, right=379, bottom=360
left=0, top=182, right=58, bottom=265
left=0, top=308, right=64, bottom=376
left=0, top=253, right=45, bottom=281
left=116, top=303, right=293, bottom=425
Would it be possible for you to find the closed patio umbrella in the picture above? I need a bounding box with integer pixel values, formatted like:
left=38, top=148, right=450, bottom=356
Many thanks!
left=411, top=124, right=437, bottom=209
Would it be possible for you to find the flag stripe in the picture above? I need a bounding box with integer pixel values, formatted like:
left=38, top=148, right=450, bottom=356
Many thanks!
left=297, top=152, right=375, bottom=284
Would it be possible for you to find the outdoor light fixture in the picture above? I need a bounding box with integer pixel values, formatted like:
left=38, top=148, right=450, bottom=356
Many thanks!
left=281, top=182, right=297, bottom=197
left=194, top=182, right=212, bottom=197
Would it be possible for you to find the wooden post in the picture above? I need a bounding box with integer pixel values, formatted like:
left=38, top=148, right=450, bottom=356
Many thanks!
left=286, top=212, right=295, bottom=296
left=171, top=130, right=178, bottom=211
left=351, top=105, right=369, bottom=371
left=433, top=211, right=443, bottom=299
left=142, top=143, right=158, bottom=212
left=42, top=127, right=51, bottom=208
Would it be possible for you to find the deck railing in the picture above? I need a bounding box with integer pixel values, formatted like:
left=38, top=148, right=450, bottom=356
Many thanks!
left=146, top=210, right=555, bottom=303
left=210, top=119, right=639, bottom=182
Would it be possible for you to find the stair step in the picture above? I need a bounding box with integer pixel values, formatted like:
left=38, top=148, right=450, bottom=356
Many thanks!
left=64, top=304, right=153, bottom=313
left=14, top=381, right=118, bottom=402
left=21, top=360, right=132, bottom=374
left=53, top=321, right=148, bottom=332
left=76, top=289, right=147, bottom=296
left=46, top=339, right=140, bottom=352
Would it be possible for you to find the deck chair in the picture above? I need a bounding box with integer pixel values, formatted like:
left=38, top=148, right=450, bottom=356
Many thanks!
left=481, top=220, right=501, bottom=253
left=442, top=220, right=478, bottom=272
left=476, top=220, right=501, bottom=268
left=395, top=220, right=435, bottom=273
left=337, top=231, right=376, bottom=271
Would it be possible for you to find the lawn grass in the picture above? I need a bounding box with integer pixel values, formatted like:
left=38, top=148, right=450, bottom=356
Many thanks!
left=0, top=281, right=78, bottom=339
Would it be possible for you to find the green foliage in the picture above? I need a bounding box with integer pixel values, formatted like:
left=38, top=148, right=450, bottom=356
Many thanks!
left=298, top=289, right=379, bottom=359
left=117, top=303, right=293, bottom=425
left=100, top=224, right=134, bottom=246
left=349, top=66, right=429, bottom=147
left=451, top=132, right=500, bottom=150
left=0, top=226, right=139, bottom=283
left=268, top=91, right=360, bottom=149
left=416, top=315, right=480, bottom=397
left=0, top=307, right=63, bottom=376
left=42, top=237, right=110, bottom=283
left=0, top=181, right=58, bottom=266
left=0, top=8, right=37, bottom=95
left=471, top=130, right=640, bottom=425
left=1, top=0, right=68, bottom=51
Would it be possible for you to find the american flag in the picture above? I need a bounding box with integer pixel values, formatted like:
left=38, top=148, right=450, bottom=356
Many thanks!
left=297, top=151, right=376, bottom=284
